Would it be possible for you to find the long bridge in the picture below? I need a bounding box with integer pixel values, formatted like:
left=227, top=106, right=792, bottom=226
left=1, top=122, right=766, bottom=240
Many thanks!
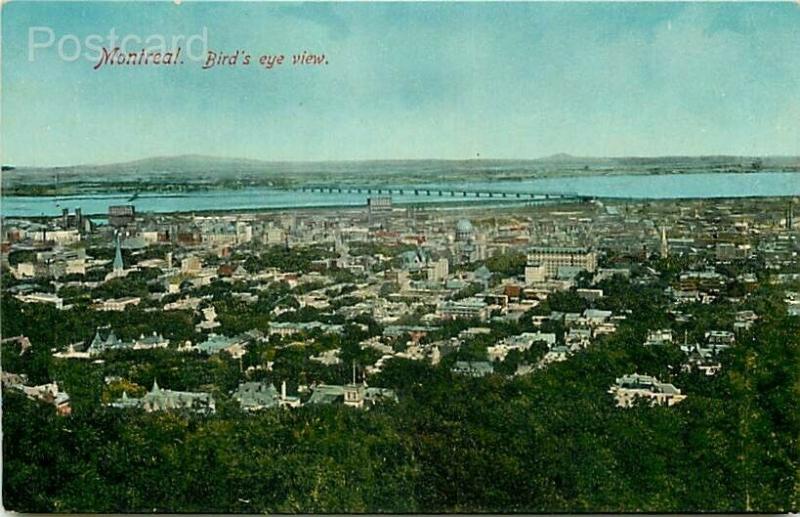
left=291, top=185, right=589, bottom=202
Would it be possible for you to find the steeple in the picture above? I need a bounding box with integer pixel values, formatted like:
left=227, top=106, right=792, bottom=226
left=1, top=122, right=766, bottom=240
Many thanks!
left=113, top=233, right=124, bottom=272
left=91, top=329, right=103, bottom=348
left=659, top=226, right=669, bottom=258
left=152, top=379, right=160, bottom=393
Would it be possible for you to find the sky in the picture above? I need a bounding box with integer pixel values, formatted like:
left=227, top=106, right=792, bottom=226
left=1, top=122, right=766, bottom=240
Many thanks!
left=2, top=1, right=800, bottom=167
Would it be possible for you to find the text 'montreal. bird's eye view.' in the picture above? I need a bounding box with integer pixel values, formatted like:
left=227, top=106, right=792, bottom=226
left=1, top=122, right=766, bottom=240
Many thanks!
left=1, top=1, right=799, bottom=514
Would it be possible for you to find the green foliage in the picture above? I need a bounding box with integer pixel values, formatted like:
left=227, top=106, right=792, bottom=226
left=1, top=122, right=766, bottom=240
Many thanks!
left=8, top=250, right=36, bottom=266
left=3, top=281, right=799, bottom=513
left=242, top=245, right=335, bottom=273
left=483, top=252, right=526, bottom=277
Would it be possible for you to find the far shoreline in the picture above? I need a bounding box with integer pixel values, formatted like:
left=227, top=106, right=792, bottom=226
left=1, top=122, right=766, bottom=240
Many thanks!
left=3, top=167, right=800, bottom=199
left=3, top=194, right=799, bottom=222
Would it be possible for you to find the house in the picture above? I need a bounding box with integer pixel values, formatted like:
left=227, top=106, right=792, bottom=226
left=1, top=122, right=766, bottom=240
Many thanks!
left=582, top=309, right=613, bottom=326
left=196, top=306, right=222, bottom=332
left=566, top=328, right=592, bottom=349
left=382, top=325, right=439, bottom=341
left=705, top=330, right=735, bottom=350
left=609, top=373, right=686, bottom=408
left=538, top=345, right=570, bottom=368
left=487, top=332, right=556, bottom=362
left=93, top=296, right=141, bottom=311
left=131, top=332, right=170, bottom=350
left=678, top=269, right=726, bottom=293
left=682, top=345, right=722, bottom=376
left=86, top=329, right=169, bottom=356
left=53, top=343, right=91, bottom=359
left=644, top=329, right=674, bottom=346
left=437, top=298, right=489, bottom=321
left=87, top=329, right=126, bottom=356
left=734, top=310, right=758, bottom=332
left=193, top=334, right=248, bottom=359
left=6, top=379, right=72, bottom=416
left=576, top=288, right=604, bottom=301
left=232, top=382, right=280, bottom=411
left=458, top=327, right=492, bottom=339
left=108, top=380, right=215, bottom=414
left=163, top=296, right=204, bottom=311
left=14, top=292, right=65, bottom=310
left=181, top=256, right=203, bottom=275
left=306, top=382, right=398, bottom=408
left=267, top=321, right=344, bottom=337
left=451, top=360, right=494, bottom=377
left=310, top=348, right=342, bottom=366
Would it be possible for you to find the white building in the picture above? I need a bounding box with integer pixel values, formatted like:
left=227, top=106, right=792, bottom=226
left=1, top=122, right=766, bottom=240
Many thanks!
left=437, top=298, right=489, bottom=321
left=609, top=373, right=686, bottom=408
left=14, top=292, right=65, bottom=310
left=526, top=246, right=598, bottom=278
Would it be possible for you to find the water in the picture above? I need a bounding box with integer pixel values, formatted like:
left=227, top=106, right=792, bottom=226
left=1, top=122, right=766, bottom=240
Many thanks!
left=2, top=171, right=798, bottom=218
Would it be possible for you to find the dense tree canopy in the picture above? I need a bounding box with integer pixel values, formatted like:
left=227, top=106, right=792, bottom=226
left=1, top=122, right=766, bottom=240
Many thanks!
left=3, top=271, right=799, bottom=513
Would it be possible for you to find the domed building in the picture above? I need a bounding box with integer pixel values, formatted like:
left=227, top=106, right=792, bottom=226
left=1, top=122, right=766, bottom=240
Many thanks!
left=453, top=218, right=486, bottom=265
left=455, top=219, right=474, bottom=242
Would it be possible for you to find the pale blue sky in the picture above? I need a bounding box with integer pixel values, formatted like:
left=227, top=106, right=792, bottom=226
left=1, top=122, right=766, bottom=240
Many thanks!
left=2, top=1, right=800, bottom=166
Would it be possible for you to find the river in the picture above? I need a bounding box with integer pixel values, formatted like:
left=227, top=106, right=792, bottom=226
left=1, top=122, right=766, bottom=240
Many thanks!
left=2, top=171, right=798, bottom=218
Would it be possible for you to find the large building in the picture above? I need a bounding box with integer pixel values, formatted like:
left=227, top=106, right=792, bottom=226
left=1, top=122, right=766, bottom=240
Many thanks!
left=426, top=258, right=449, bottom=283
left=306, top=383, right=398, bottom=409
left=108, top=205, right=136, bottom=227
left=108, top=380, right=215, bottom=414
left=453, top=219, right=486, bottom=264
left=367, top=196, right=393, bottom=224
left=526, top=246, right=598, bottom=278
left=437, top=298, right=489, bottom=321
left=608, top=373, right=686, bottom=408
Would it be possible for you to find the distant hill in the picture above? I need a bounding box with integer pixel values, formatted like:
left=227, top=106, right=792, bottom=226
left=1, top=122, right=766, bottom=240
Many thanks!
left=3, top=154, right=799, bottom=194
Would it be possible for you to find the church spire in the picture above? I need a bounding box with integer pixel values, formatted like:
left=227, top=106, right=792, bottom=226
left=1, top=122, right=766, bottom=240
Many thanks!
left=113, top=233, right=124, bottom=272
